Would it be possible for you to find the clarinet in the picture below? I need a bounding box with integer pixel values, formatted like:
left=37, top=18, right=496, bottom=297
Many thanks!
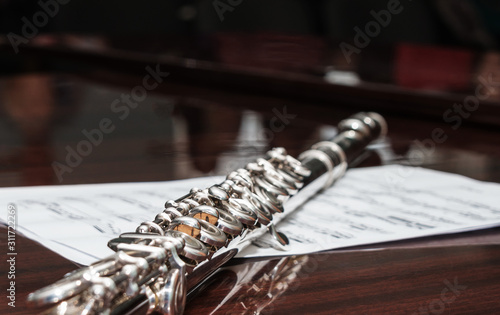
left=27, top=112, right=387, bottom=315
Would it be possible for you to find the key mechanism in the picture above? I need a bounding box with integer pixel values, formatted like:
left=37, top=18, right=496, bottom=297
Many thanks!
left=26, top=112, right=387, bottom=315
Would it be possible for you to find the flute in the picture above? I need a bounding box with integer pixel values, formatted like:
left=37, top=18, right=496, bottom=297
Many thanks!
left=27, top=112, right=387, bottom=315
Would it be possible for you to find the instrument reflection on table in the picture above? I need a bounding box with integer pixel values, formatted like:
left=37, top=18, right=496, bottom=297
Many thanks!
left=0, top=74, right=322, bottom=186
left=26, top=112, right=386, bottom=314
left=186, top=255, right=309, bottom=315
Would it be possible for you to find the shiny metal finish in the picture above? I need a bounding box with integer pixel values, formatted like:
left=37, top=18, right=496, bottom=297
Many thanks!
left=27, top=112, right=385, bottom=315
left=170, top=217, right=201, bottom=238
left=236, top=194, right=272, bottom=226
left=207, top=186, right=230, bottom=201
left=27, top=274, right=93, bottom=307
left=350, top=112, right=378, bottom=131
left=285, top=154, right=312, bottom=177
left=227, top=171, right=253, bottom=189
left=215, top=209, right=244, bottom=235
left=343, top=129, right=364, bottom=142
left=155, top=212, right=174, bottom=225
left=164, top=207, right=183, bottom=219
left=117, top=233, right=185, bottom=252
left=258, top=158, right=298, bottom=194
left=268, top=223, right=290, bottom=251
left=143, top=286, right=157, bottom=315
left=276, top=167, right=303, bottom=189
left=223, top=198, right=258, bottom=226
left=242, top=190, right=273, bottom=225
left=254, top=185, right=285, bottom=213
left=137, top=221, right=165, bottom=235
left=254, top=176, right=289, bottom=202
left=165, top=230, right=209, bottom=262
left=311, top=141, right=348, bottom=180
left=188, top=205, right=219, bottom=225
left=157, top=241, right=187, bottom=315
left=197, top=220, right=228, bottom=247
left=366, top=111, right=388, bottom=137
left=190, top=189, right=214, bottom=207
left=227, top=181, right=274, bottom=225
left=338, top=118, right=371, bottom=137
left=298, top=149, right=335, bottom=189
left=266, top=148, right=311, bottom=178
left=236, top=168, right=254, bottom=186
left=158, top=269, right=186, bottom=315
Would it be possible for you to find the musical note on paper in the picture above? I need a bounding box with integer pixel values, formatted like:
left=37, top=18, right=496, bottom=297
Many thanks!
left=0, top=177, right=221, bottom=264
left=0, top=166, right=499, bottom=265
left=239, top=165, right=500, bottom=257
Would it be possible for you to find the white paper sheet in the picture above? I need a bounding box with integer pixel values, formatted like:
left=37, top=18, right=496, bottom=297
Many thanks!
left=239, top=165, right=500, bottom=257
left=1, top=165, right=499, bottom=265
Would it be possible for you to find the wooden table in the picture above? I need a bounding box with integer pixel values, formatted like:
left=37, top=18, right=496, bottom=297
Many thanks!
left=1, top=38, right=500, bottom=314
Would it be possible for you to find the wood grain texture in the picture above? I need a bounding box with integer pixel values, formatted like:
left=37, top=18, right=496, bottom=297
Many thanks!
left=185, top=246, right=500, bottom=315
left=0, top=38, right=499, bottom=314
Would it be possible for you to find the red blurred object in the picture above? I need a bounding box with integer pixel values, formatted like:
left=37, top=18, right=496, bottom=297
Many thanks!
left=394, top=43, right=474, bottom=91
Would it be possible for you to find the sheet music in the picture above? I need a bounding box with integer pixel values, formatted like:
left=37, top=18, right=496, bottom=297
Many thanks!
left=1, top=165, right=499, bottom=265
left=239, top=165, right=500, bottom=257
left=0, top=177, right=222, bottom=265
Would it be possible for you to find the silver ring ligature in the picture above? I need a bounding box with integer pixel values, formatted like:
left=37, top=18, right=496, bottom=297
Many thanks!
left=27, top=112, right=387, bottom=315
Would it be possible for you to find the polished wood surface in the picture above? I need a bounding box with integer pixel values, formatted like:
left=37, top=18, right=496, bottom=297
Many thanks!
left=186, top=246, right=500, bottom=315
left=1, top=37, right=500, bottom=314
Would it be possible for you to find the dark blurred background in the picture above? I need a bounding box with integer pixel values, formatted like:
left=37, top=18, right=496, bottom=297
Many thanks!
left=1, top=0, right=500, bottom=186
left=1, top=0, right=499, bottom=47
left=2, top=0, right=500, bottom=91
